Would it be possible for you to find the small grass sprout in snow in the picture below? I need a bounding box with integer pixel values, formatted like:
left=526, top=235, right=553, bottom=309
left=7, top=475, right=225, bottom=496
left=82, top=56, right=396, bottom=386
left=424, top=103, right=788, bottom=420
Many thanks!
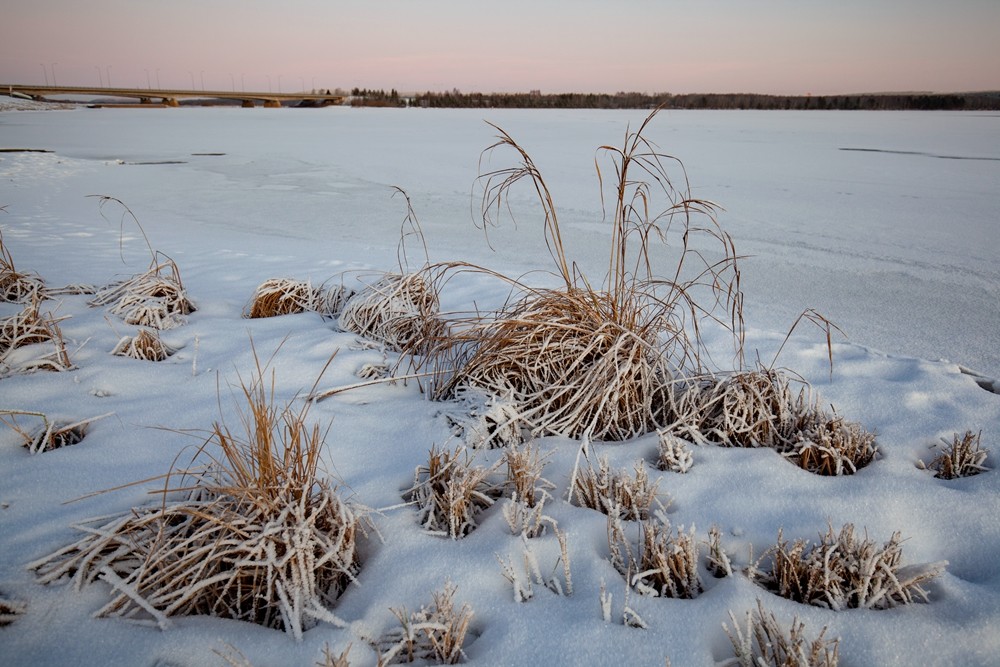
left=243, top=277, right=352, bottom=319
left=609, top=515, right=703, bottom=599
left=918, top=430, right=989, bottom=479
left=111, top=328, right=175, bottom=361
left=30, top=347, right=364, bottom=639
left=722, top=599, right=839, bottom=667
left=707, top=524, right=734, bottom=578
left=497, top=528, right=573, bottom=601
left=573, top=457, right=665, bottom=520
left=748, top=524, right=946, bottom=611
left=427, top=108, right=744, bottom=442
left=656, top=431, right=694, bottom=473
left=376, top=583, right=473, bottom=665
left=406, top=444, right=502, bottom=539
left=0, top=592, right=27, bottom=627
left=1, top=410, right=108, bottom=454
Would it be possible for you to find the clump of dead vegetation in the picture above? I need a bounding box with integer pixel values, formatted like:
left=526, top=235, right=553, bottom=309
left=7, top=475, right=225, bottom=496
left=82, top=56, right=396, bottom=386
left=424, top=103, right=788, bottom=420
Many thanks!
left=722, top=599, right=840, bottom=667
left=661, top=362, right=877, bottom=476
left=375, top=583, right=474, bottom=665
left=791, top=410, right=878, bottom=476
left=87, top=196, right=195, bottom=330
left=0, top=298, right=73, bottom=373
left=1, top=410, right=109, bottom=454
left=111, top=328, right=176, bottom=361
left=609, top=516, right=703, bottom=599
left=338, top=189, right=444, bottom=354
left=405, top=444, right=502, bottom=539
left=1, top=226, right=47, bottom=303
left=0, top=593, right=27, bottom=627
left=444, top=385, right=527, bottom=450
left=339, top=272, right=443, bottom=353
left=90, top=255, right=195, bottom=329
left=243, top=277, right=353, bottom=319
left=748, top=523, right=946, bottom=610
left=918, top=430, right=989, bottom=479
left=573, top=457, right=665, bottom=520
left=421, top=109, right=743, bottom=442
left=30, top=348, right=365, bottom=639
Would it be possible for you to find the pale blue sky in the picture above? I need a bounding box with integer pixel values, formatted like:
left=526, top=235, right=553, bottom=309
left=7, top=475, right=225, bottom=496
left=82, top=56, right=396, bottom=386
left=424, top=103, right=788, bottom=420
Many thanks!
left=3, top=0, right=998, bottom=94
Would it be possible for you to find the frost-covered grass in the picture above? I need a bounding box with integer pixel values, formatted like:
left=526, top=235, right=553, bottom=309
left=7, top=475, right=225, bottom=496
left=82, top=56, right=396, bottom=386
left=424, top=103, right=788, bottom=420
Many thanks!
left=0, top=107, right=998, bottom=666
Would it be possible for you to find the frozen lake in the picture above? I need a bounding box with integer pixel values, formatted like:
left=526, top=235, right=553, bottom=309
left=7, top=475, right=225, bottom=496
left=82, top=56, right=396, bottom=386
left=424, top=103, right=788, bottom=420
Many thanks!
left=2, top=105, right=1000, bottom=666
left=2, top=107, right=998, bottom=378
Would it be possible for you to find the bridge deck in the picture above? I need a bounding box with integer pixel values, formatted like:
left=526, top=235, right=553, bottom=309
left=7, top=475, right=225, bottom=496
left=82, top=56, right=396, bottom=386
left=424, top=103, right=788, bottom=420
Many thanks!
left=4, top=84, right=343, bottom=106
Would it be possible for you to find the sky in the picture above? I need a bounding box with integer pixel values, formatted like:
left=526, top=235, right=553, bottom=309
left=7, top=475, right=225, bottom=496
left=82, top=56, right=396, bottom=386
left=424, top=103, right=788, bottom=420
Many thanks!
left=2, top=0, right=998, bottom=95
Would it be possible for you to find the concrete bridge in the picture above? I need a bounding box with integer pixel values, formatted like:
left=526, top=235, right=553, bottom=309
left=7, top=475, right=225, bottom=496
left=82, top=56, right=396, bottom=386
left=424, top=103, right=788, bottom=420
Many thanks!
left=3, top=84, right=344, bottom=108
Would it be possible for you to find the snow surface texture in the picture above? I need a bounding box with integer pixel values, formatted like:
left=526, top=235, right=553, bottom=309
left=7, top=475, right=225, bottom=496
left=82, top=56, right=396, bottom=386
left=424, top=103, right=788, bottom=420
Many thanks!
left=0, top=106, right=998, bottom=666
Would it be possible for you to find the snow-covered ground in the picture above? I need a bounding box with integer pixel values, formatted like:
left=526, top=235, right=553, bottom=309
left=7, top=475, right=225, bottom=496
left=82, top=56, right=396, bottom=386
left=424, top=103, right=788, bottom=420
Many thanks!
left=1, top=105, right=998, bottom=666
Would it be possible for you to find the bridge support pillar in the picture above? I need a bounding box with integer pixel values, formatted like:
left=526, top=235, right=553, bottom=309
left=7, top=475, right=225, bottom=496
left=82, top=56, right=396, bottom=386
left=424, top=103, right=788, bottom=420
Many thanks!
left=241, top=99, right=255, bottom=108
left=263, top=99, right=281, bottom=108
left=162, top=98, right=179, bottom=107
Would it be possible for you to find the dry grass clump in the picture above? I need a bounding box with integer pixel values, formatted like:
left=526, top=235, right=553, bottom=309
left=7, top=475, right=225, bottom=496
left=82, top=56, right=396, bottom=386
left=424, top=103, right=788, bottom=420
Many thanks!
left=339, top=272, right=443, bottom=353
left=0, top=593, right=27, bottom=627
left=573, top=457, right=664, bottom=521
left=444, top=385, right=527, bottom=450
left=243, top=277, right=352, bottom=319
left=1, top=228, right=46, bottom=303
left=791, top=411, right=878, bottom=476
left=748, top=524, right=946, bottom=611
left=1, top=410, right=107, bottom=454
left=722, top=599, right=839, bottom=667
left=425, top=109, right=743, bottom=442
left=609, top=516, right=703, bottom=599
left=111, top=328, right=176, bottom=361
left=918, top=430, right=989, bottom=479
left=665, top=369, right=813, bottom=449
left=90, top=256, right=195, bottom=329
left=376, top=583, right=473, bottom=665
left=30, top=351, right=364, bottom=639
left=406, top=444, right=502, bottom=539
left=500, top=442, right=554, bottom=537
left=0, top=299, right=72, bottom=373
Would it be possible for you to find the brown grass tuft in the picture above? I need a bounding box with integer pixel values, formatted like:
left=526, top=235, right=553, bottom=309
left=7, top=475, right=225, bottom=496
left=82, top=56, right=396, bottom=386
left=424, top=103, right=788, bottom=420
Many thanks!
left=918, top=430, right=989, bottom=479
left=609, top=516, right=703, bottom=599
left=791, top=411, right=878, bottom=476
left=30, top=347, right=364, bottom=639
left=339, top=272, right=443, bottom=353
left=90, top=256, right=195, bottom=329
left=377, top=583, right=474, bottom=665
left=723, top=598, right=840, bottom=667
left=111, top=328, right=175, bottom=361
left=0, top=227, right=46, bottom=303
left=0, top=298, right=72, bottom=373
left=243, top=277, right=353, bottom=319
left=748, top=524, right=946, bottom=611
left=405, top=444, right=501, bottom=539
left=573, top=457, right=665, bottom=521
left=0, top=593, right=27, bottom=627
left=423, top=108, right=743, bottom=442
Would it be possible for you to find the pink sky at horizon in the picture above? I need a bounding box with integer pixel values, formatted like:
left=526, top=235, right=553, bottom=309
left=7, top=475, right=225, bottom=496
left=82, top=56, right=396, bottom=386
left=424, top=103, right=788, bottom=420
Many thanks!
left=3, top=1, right=998, bottom=96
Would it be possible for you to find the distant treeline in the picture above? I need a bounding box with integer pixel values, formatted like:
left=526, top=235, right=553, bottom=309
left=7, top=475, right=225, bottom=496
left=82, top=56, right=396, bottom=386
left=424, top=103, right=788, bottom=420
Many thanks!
left=350, top=88, right=1000, bottom=111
